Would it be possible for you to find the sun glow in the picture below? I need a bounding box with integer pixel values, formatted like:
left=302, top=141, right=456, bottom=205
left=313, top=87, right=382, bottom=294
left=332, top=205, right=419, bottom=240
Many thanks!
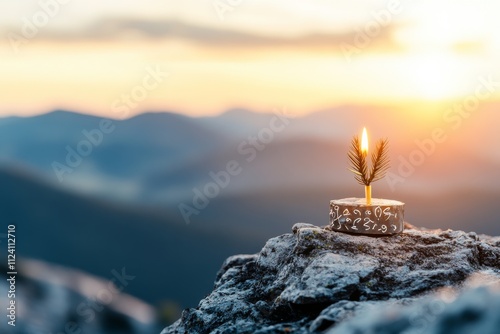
left=404, top=52, right=467, bottom=101
left=392, top=0, right=490, bottom=101
left=1, top=0, right=500, bottom=117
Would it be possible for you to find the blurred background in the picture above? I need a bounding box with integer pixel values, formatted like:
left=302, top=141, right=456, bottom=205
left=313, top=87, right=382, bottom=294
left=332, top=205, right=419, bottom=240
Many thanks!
left=0, top=0, right=499, bottom=333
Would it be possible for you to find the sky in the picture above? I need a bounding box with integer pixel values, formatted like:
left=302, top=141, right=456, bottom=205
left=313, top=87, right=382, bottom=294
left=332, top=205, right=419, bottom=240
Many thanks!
left=1, top=0, right=500, bottom=117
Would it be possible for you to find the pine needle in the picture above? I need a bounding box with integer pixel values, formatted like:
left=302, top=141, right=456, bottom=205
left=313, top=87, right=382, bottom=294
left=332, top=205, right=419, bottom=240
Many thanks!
left=348, top=136, right=390, bottom=186
left=348, top=136, right=369, bottom=186
left=369, top=139, right=390, bottom=184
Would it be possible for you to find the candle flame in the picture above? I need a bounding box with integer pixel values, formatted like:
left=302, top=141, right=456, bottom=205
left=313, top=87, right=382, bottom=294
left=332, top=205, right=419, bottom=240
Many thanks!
left=361, top=127, right=369, bottom=155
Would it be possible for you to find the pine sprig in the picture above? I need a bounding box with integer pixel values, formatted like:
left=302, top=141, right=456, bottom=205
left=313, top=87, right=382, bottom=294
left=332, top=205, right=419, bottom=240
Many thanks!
left=348, top=136, right=369, bottom=186
left=368, top=139, right=390, bottom=183
left=348, top=136, right=390, bottom=186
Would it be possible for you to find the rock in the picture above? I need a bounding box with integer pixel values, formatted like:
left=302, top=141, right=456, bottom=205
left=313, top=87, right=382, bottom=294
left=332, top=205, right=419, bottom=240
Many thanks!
left=162, top=223, right=500, bottom=334
left=0, top=259, right=159, bottom=334
left=327, top=284, right=500, bottom=334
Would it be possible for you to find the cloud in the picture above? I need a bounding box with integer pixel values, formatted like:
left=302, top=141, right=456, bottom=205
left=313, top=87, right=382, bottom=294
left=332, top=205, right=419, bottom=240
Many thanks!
left=31, top=18, right=400, bottom=51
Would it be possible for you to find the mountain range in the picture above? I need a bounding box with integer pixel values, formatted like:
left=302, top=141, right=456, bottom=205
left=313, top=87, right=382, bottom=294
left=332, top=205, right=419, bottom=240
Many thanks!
left=0, top=106, right=499, bottom=328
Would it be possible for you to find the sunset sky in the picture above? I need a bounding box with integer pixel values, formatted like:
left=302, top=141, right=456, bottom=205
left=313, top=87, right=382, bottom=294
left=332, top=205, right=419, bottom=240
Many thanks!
left=1, top=0, right=500, bottom=117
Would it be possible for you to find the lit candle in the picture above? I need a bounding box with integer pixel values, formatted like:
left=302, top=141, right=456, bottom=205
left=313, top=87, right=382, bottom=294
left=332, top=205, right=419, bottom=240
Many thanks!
left=329, top=128, right=405, bottom=236
left=361, top=127, right=371, bottom=205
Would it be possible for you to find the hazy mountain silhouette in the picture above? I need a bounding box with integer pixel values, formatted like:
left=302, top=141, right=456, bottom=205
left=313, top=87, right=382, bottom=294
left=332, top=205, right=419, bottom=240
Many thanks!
left=0, top=110, right=228, bottom=185
left=0, top=166, right=259, bottom=310
left=1, top=108, right=499, bottom=198
left=1, top=107, right=499, bottom=227
left=0, top=107, right=499, bottom=328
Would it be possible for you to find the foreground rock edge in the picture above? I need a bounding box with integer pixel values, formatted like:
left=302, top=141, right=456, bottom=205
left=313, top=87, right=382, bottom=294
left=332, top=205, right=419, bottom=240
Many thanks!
left=162, top=223, right=500, bottom=334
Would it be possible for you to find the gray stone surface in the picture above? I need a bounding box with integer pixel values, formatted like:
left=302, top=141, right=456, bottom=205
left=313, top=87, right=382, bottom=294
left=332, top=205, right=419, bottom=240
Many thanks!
left=0, top=259, right=159, bottom=334
left=327, top=283, right=500, bottom=334
left=162, top=223, right=500, bottom=334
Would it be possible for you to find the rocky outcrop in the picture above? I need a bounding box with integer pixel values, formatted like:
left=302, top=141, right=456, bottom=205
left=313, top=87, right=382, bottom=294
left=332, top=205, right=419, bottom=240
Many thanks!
left=0, top=259, right=159, bottom=334
left=162, top=223, right=500, bottom=334
left=326, top=284, right=500, bottom=334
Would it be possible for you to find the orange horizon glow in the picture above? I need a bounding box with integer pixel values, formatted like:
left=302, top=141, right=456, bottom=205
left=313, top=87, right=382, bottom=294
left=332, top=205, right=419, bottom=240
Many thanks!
left=1, top=39, right=498, bottom=118
left=1, top=1, right=500, bottom=118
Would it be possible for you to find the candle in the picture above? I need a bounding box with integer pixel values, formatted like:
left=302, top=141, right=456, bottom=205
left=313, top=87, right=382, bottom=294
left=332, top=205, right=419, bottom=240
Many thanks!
left=361, top=127, right=371, bottom=205
left=329, top=128, right=405, bottom=236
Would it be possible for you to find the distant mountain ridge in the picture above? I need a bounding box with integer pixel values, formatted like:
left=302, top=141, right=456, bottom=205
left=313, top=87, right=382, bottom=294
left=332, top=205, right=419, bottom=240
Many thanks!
left=1, top=107, right=499, bottom=203
left=1, top=107, right=499, bottom=231
left=0, top=166, right=259, bottom=310
left=0, top=107, right=499, bottom=331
